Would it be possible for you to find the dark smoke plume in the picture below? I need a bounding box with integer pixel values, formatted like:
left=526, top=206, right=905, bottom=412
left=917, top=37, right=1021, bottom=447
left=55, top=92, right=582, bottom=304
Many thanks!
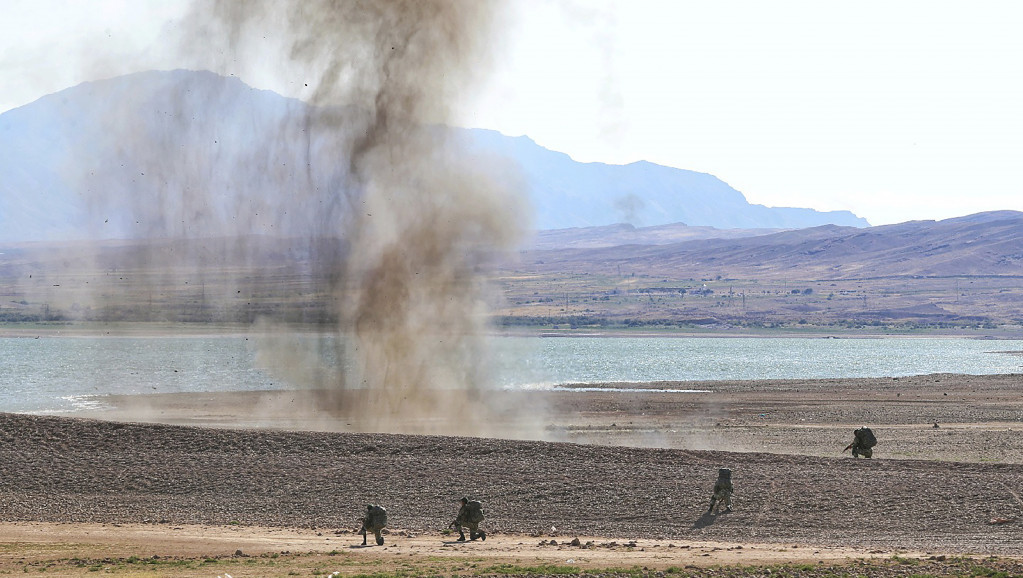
left=81, top=0, right=534, bottom=434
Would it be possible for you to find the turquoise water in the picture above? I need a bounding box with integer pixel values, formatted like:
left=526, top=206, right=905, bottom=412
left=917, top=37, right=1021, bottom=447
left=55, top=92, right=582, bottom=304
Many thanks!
left=489, top=337, right=1023, bottom=387
left=0, top=336, right=276, bottom=412
left=1, top=335, right=1021, bottom=413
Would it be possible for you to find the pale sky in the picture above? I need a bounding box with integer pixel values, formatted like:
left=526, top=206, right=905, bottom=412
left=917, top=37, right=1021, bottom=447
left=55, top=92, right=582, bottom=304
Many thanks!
left=3, top=0, right=1022, bottom=226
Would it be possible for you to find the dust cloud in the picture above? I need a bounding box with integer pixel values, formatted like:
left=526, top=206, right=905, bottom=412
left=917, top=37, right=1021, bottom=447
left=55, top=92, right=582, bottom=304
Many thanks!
left=81, top=1, right=538, bottom=436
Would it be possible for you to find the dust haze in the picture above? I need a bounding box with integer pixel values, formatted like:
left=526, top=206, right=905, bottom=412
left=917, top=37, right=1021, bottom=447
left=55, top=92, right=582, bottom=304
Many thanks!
left=79, top=0, right=538, bottom=436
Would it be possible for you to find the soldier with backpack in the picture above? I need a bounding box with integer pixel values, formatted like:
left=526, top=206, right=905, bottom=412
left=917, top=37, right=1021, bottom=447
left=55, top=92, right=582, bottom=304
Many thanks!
left=451, top=497, right=486, bottom=541
left=844, top=426, right=877, bottom=458
left=706, top=468, right=733, bottom=514
left=359, top=504, right=388, bottom=546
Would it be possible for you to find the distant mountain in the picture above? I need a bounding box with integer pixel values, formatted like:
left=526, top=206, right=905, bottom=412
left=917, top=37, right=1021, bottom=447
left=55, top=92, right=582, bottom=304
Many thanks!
left=0, top=70, right=323, bottom=242
left=520, top=210, right=1023, bottom=279
left=468, top=129, right=869, bottom=230
left=0, top=69, right=868, bottom=243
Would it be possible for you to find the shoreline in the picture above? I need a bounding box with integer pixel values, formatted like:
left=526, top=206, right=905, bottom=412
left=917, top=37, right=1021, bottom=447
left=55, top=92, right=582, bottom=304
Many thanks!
left=3, top=320, right=1023, bottom=340
left=60, top=372, right=1023, bottom=464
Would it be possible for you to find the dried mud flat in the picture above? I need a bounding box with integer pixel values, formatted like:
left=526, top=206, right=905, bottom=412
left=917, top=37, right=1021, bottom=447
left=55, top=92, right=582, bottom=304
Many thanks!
left=3, top=372, right=1023, bottom=576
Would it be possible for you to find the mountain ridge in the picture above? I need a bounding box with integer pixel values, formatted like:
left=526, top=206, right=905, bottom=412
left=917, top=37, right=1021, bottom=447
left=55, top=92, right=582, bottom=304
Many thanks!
left=521, top=209, right=1023, bottom=280
left=0, top=69, right=868, bottom=243
left=2, top=210, right=1020, bottom=329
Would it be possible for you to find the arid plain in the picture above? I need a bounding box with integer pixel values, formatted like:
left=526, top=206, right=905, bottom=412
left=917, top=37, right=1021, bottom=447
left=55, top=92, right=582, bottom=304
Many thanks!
left=2, top=370, right=1023, bottom=576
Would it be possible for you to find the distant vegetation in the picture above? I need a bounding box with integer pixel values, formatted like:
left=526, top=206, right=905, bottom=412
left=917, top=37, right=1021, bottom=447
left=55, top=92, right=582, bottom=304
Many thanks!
left=492, top=272, right=1014, bottom=335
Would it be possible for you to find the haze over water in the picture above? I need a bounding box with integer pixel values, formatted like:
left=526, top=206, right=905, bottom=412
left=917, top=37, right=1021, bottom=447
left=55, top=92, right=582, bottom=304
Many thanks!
left=2, top=335, right=1021, bottom=414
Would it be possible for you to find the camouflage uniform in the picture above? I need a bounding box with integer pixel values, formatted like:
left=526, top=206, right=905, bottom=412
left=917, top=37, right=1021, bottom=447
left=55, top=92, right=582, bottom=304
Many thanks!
left=453, top=497, right=486, bottom=541
left=360, top=504, right=387, bottom=546
left=707, top=468, right=733, bottom=514
left=850, top=427, right=875, bottom=458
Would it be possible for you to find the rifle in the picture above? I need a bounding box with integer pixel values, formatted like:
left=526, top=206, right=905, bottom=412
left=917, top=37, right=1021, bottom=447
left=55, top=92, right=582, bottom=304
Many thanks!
left=843, top=443, right=853, bottom=453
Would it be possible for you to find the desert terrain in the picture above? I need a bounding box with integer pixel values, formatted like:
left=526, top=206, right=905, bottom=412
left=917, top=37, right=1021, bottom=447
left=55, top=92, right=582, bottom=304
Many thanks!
left=2, top=372, right=1023, bottom=575
left=6, top=212, right=1023, bottom=335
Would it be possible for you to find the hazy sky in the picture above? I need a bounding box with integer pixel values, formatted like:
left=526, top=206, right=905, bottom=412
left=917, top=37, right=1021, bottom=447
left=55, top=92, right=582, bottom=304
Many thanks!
left=3, top=0, right=1022, bottom=226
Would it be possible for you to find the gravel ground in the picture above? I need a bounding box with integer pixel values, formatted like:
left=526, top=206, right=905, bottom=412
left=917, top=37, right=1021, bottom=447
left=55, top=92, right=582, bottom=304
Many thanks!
left=3, top=410, right=1023, bottom=557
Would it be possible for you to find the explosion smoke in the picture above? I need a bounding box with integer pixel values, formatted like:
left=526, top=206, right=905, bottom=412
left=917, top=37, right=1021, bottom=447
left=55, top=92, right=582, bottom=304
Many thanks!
left=81, top=0, right=534, bottom=434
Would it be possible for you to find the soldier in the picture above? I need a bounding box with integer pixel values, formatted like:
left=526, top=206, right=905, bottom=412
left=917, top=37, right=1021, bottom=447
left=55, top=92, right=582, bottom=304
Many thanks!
left=359, top=504, right=388, bottom=546
left=451, top=496, right=486, bottom=541
left=844, top=426, right=877, bottom=458
left=707, top=468, right=733, bottom=514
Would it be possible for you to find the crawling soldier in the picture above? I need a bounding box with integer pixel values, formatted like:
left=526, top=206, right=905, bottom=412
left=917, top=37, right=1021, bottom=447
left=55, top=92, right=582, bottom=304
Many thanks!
left=707, top=468, right=733, bottom=514
left=359, top=504, right=388, bottom=546
left=451, top=497, right=486, bottom=541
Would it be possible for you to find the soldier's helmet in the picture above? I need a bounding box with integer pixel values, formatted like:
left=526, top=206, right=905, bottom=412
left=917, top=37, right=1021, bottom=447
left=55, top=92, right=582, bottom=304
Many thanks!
left=718, top=468, right=732, bottom=479
left=460, top=497, right=468, bottom=504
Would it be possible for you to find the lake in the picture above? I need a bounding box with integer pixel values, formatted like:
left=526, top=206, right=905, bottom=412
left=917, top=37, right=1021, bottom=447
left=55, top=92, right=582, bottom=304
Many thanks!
left=1, top=335, right=1021, bottom=413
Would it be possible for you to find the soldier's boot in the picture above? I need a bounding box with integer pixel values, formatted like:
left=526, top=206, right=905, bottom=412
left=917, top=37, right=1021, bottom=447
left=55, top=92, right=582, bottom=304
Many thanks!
left=479, top=530, right=487, bottom=541
left=457, top=530, right=466, bottom=542
left=375, top=530, right=384, bottom=546
left=360, top=528, right=367, bottom=546
left=470, top=531, right=479, bottom=541
left=706, top=499, right=716, bottom=515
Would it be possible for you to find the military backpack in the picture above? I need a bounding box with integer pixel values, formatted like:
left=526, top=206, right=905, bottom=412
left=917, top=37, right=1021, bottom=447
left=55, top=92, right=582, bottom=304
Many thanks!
left=856, top=427, right=877, bottom=448
left=366, top=504, right=387, bottom=528
left=465, top=500, right=485, bottom=524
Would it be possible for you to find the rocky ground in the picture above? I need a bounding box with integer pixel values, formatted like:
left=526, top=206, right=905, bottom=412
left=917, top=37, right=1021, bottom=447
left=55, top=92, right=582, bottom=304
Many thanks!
left=3, top=372, right=1023, bottom=575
